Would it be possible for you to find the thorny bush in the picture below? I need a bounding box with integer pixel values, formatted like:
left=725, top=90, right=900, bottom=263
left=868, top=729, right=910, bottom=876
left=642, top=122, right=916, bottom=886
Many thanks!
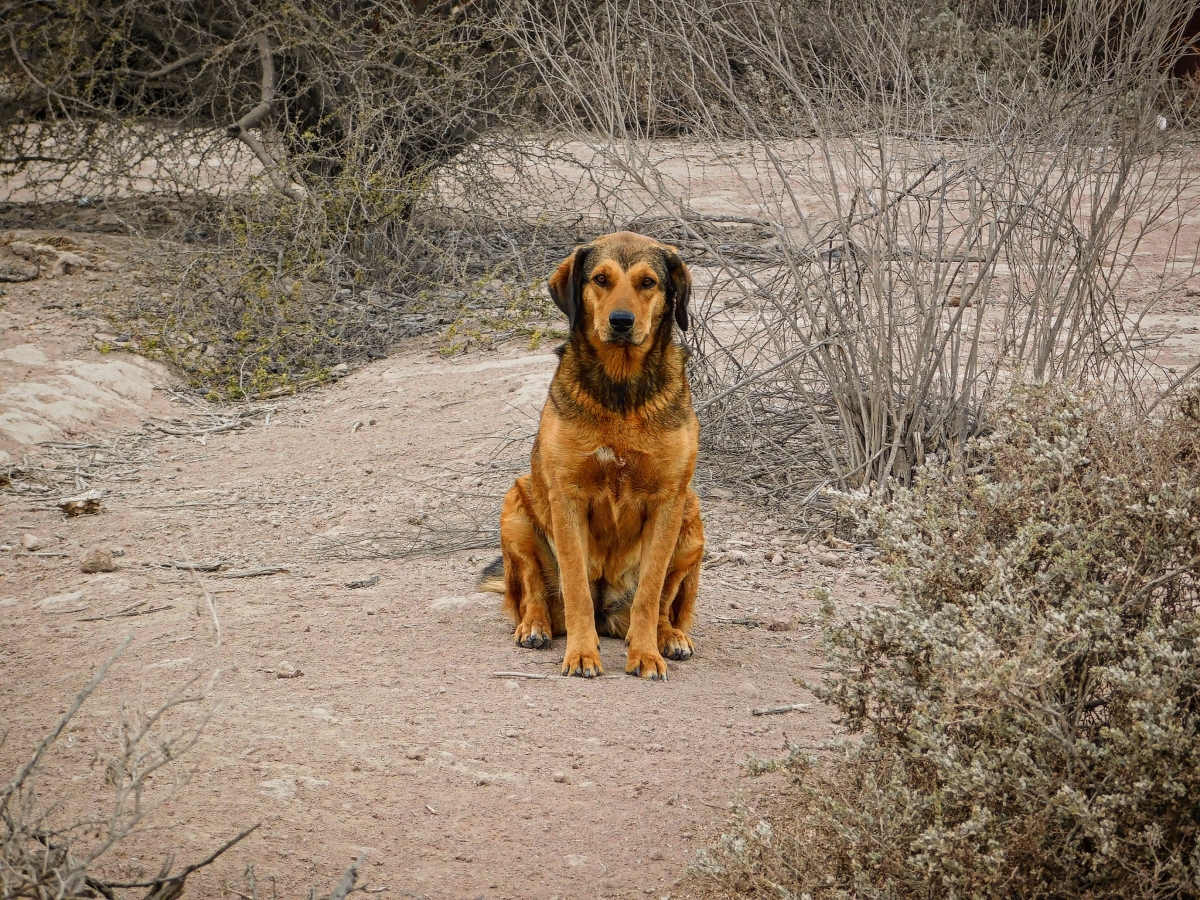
left=699, top=387, right=1200, bottom=900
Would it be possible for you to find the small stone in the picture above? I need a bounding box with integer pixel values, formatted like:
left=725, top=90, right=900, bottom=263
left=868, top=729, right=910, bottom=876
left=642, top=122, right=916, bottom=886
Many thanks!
left=771, top=552, right=785, bottom=565
left=725, top=549, right=748, bottom=563
left=275, top=661, right=303, bottom=679
left=737, top=681, right=760, bottom=700
left=504, top=728, right=519, bottom=738
left=646, top=743, right=665, bottom=752
left=816, top=551, right=845, bottom=567
left=80, top=546, right=116, bottom=573
left=853, top=566, right=870, bottom=578
left=405, top=747, right=427, bottom=761
left=21, top=533, right=43, bottom=551
left=767, top=619, right=792, bottom=632
left=650, top=850, right=665, bottom=861
left=553, top=771, right=570, bottom=783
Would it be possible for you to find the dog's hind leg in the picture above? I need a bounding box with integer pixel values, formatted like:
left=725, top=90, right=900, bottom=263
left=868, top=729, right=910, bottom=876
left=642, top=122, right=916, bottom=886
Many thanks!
left=499, top=478, right=555, bottom=649
left=658, top=490, right=704, bottom=661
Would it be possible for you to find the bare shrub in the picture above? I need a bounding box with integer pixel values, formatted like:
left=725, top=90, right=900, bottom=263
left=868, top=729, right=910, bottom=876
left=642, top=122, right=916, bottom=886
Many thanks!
left=510, top=0, right=1200, bottom=521
left=690, top=386, right=1200, bottom=899
left=0, top=637, right=366, bottom=899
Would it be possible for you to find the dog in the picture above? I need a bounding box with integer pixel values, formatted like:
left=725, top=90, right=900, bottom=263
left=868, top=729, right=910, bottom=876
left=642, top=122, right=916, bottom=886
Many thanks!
left=477, top=231, right=704, bottom=679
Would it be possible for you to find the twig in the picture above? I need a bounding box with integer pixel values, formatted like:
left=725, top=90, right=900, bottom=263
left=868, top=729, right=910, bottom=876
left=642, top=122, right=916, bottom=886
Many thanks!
left=220, top=566, right=289, bottom=578
left=101, top=823, right=261, bottom=890
left=713, top=616, right=763, bottom=627
left=752, top=703, right=813, bottom=716
left=183, top=550, right=221, bottom=647
left=492, top=671, right=549, bottom=679
left=330, top=852, right=367, bottom=900
left=155, top=560, right=223, bottom=572
left=78, top=600, right=174, bottom=622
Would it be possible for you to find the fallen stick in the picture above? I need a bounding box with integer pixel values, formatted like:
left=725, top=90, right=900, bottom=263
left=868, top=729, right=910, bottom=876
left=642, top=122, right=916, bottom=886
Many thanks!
left=220, top=565, right=289, bottom=578
left=751, top=703, right=813, bottom=716
left=713, top=615, right=762, bottom=627
left=79, top=600, right=173, bottom=622
left=492, top=671, right=549, bottom=680
left=155, top=560, right=223, bottom=572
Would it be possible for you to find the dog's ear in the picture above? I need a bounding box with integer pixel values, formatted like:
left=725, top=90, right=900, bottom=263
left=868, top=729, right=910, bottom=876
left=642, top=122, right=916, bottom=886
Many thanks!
left=662, top=248, right=692, bottom=332
left=548, top=245, right=591, bottom=331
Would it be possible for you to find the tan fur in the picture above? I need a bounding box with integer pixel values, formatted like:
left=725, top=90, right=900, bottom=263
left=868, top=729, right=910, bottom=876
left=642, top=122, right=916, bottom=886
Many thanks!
left=478, top=232, right=704, bottom=679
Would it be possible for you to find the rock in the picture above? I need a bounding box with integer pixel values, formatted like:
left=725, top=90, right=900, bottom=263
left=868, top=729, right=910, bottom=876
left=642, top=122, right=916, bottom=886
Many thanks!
left=725, top=549, right=748, bottom=563
left=58, top=489, right=103, bottom=516
left=275, top=660, right=303, bottom=679
left=553, top=771, right=571, bottom=783
left=770, top=552, right=785, bottom=565
left=767, top=619, right=792, bottom=632
left=50, top=251, right=91, bottom=277
left=405, top=747, right=427, bottom=761
left=650, top=850, right=665, bottom=861
left=737, top=681, right=760, bottom=700
left=21, top=533, right=43, bottom=551
left=80, top=546, right=116, bottom=573
left=504, top=728, right=519, bottom=739
left=816, top=551, right=845, bottom=567
left=853, top=566, right=870, bottom=578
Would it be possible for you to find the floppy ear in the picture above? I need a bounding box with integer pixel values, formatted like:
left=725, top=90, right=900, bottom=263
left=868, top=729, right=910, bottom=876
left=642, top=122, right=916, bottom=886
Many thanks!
left=547, top=245, right=591, bottom=331
left=663, top=248, right=692, bottom=332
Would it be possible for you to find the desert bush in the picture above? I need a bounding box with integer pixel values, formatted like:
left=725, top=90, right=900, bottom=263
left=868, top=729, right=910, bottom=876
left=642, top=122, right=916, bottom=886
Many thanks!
left=694, top=386, right=1200, bottom=899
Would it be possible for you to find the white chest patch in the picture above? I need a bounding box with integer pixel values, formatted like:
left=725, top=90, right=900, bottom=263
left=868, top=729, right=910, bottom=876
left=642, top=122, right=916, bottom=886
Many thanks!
left=593, top=446, right=616, bottom=463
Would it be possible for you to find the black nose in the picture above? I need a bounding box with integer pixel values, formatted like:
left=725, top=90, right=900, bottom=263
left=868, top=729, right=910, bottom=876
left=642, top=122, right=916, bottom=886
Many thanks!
left=609, top=310, right=635, bottom=333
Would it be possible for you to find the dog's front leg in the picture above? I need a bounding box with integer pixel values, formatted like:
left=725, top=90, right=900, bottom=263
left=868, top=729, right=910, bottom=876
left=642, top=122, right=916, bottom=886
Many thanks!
left=548, top=491, right=603, bottom=677
left=625, top=494, right=686, bottom=680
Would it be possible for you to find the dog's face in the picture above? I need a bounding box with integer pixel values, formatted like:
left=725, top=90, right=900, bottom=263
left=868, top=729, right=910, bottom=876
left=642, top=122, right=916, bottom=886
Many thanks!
left=548, top=232, right=691, bottom=349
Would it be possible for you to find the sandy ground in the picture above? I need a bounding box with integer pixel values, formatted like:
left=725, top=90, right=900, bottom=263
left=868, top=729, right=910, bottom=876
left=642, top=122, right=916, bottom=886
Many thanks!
left=2, top=220, right=1197, bottom=900
left=0, top=235, right=877, bottom=900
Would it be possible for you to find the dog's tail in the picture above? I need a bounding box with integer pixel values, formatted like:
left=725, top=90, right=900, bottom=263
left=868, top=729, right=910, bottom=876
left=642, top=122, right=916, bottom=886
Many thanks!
left=476, top=555, right=505, bottom=593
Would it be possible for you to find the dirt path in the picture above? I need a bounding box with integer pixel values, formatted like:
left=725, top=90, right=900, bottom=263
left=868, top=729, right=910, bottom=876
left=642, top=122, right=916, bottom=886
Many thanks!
left=0, top=245, right=870, bottom=900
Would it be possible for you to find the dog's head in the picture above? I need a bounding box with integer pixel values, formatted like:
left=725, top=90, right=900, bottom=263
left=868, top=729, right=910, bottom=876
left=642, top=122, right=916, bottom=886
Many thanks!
left=548, top=232, right=691, bottom=348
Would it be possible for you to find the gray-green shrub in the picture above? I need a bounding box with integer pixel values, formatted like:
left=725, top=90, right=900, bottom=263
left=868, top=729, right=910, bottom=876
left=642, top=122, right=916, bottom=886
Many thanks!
left=700, top=387, right=1200, bottom=900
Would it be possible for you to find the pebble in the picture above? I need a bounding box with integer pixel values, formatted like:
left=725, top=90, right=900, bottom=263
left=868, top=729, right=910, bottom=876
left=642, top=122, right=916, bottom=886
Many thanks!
left=275, top=660, right=302, bottom=679
left=650, top=850, right=665, bottom=861
left=504, top=728, right=520, bottom=738
left=816, top=551, right=845, bottom=567
left=737, top=681, right=760, bottom=699
left=853, top=566, right=870, bottom=578
left=767, top=620, right=792, bottom=632
left=770, top=552, right=785, bottom=565
left=80, top=546, right=116, bottom=574
left=405, top=747, right=427, bottom=761
left=553, top=771, right=571, bottom=783
left=21, top=534, right=43, bottom=551
left=725, top=549, right=748, bottom=563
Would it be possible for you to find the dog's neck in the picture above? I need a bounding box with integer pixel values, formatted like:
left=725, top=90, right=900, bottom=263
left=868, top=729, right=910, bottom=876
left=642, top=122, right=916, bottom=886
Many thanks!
left=550, top=324, right=691, bottom=428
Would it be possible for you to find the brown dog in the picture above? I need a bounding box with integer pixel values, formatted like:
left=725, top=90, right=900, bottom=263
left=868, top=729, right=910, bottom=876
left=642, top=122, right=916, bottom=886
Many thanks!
left=477, top=231, right=704, bottom=679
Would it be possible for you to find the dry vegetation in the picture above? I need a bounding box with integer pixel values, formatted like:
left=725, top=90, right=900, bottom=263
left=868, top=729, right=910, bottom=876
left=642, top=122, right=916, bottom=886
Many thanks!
left=5, top=0, right=1200, bottom=896
left=695, top=386, right=1200, bottom=900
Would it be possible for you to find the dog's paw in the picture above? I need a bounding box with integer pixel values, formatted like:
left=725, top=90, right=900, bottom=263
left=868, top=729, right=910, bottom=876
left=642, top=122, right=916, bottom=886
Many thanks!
left=626, top=646, right=668, bottom=680
left=659, top=627, right=694, bottom=661
left=561, top=643, right=604, bottom=678
left=514, top=618, right=553, bottom=649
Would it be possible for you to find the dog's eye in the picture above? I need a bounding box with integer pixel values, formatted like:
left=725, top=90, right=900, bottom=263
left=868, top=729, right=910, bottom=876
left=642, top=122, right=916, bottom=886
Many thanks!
left=593, top=273, right=608, bottom=286
left=642, top=277, right=656, bottom=289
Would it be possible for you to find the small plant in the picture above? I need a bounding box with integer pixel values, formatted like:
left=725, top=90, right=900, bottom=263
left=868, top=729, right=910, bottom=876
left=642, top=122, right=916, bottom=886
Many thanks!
left=694, top=386, right=1200, bottom=900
